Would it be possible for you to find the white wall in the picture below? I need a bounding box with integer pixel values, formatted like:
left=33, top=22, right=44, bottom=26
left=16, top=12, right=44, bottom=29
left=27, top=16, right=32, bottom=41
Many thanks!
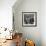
left=13, top=0, right=41, bottom=46
left=41, top=0, right=46, bottom=46
left=0, top=0, right=16, bottom=30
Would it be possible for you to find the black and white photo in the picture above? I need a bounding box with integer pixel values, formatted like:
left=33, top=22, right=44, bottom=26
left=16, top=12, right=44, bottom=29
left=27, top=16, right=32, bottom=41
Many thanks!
left=22, top=12, right=37, bottom=27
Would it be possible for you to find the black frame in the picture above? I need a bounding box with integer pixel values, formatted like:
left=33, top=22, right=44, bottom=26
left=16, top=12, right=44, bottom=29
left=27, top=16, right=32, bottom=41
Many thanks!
left=22, top=12, right=37, bottom=27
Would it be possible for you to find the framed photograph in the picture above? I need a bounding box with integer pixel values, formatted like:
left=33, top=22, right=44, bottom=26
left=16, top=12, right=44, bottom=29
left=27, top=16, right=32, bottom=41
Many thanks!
left=22, top=12, right=37, bottom=27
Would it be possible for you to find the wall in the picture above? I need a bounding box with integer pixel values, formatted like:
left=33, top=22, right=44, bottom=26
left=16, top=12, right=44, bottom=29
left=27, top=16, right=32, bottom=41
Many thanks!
left=41, top=0, right=46, bottom=46
left=13, top=0, right=41, bottom=46
left=0, top=0, right=16, bottom=30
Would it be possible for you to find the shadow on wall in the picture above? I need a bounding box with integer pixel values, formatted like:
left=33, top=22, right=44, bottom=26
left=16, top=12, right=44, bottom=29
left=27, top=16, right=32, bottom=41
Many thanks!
left=12, top=0, right=24, bottom=11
